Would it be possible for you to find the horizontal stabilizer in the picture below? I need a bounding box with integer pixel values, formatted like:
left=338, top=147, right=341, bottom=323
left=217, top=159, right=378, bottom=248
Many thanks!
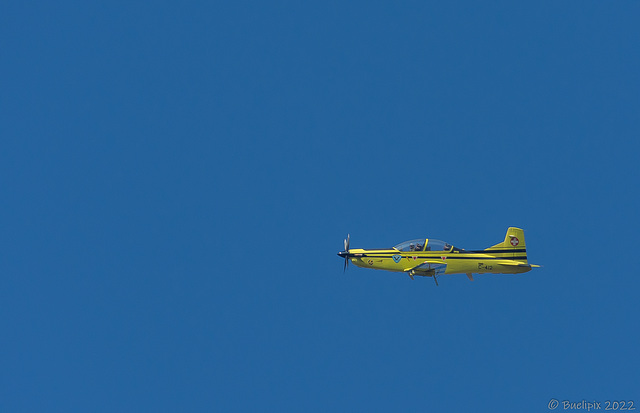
left=496, top=261, right=540, bottom=269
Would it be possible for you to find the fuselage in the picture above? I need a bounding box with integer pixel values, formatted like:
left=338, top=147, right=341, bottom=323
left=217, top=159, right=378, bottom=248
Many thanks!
left=345, top=247, right=532, bottom=275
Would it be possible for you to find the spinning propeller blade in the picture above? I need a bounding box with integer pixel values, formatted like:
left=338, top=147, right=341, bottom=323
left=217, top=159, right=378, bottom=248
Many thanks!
left=341, top=234, right=350, bottom=272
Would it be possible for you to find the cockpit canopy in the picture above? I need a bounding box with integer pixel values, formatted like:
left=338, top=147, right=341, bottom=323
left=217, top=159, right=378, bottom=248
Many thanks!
left=393, top=238, right=455, bottom=252
left=393, top=239, right=426, bottom=252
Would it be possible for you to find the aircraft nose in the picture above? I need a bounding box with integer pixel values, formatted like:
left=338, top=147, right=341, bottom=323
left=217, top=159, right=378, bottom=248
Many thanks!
left=337, top=251, right=346, bottom=257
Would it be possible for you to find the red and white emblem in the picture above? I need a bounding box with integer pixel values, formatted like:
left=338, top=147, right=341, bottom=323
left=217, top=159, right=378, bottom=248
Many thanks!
left=441, top=256, right=447, bottom=260
left=510, top=237, right=519, bottom=246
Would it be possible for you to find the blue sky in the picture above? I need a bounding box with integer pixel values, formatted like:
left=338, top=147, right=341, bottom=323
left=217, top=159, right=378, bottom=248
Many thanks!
left=1, top=1, right=638, bottom=412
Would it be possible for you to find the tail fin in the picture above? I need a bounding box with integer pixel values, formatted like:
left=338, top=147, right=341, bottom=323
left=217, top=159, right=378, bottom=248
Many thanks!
left=485, top=227, right=527, bottom=263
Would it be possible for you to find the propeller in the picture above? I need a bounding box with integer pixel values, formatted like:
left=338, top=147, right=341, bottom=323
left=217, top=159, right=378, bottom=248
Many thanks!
left=338, top=234, right=350, bottom=272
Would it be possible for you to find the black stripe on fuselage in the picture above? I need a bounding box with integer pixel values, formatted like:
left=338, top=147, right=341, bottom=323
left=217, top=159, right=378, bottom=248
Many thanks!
left=380, top=248, right=527, bottom=254
left=435, top=256, right=527, bottom=261
left=360, top=254, right=528, bottom=261
left=467, top=248, right=527, bottom=253
left=361, top=249, right=526, bottom=256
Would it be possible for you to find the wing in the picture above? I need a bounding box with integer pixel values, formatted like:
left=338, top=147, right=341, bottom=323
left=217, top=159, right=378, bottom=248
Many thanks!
left=404, top=261, right=447, bottom=279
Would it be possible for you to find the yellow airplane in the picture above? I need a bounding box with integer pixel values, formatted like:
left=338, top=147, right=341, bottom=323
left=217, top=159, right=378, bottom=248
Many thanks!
left=337, top=227, right=539, bottom=285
